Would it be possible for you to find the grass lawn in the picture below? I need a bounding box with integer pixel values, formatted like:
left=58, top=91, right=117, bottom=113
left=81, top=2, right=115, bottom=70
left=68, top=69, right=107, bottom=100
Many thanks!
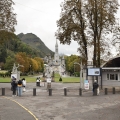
left=55, top=76, right=80, bottom=83
left=0, top=76, right=37, bottom=83
left=0, top=73, right=82, bottom=83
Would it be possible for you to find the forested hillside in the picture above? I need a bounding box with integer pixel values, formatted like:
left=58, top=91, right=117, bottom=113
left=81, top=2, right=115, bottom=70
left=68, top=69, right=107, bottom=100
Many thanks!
left=0, top=32, right=54, bottom=73
left=17, top=33, right=54, bottom=57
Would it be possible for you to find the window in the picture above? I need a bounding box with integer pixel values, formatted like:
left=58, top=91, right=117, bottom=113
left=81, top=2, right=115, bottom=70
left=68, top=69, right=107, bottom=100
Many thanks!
left=110, top=74, right=114, bottom=80
left=107, top=73, right=118, bottom=80
left=115, top=74, right=118, bottom=80
left=107, top=74, right=109, bottom=80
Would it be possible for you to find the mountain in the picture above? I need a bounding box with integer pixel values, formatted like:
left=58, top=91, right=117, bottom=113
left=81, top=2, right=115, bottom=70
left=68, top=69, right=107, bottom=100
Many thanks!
left=17, top=33, right=54, bottom=58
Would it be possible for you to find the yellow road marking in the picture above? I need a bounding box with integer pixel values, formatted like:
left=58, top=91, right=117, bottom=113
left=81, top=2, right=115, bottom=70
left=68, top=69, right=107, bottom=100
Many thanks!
left=2, top=96, right=38, bottom=120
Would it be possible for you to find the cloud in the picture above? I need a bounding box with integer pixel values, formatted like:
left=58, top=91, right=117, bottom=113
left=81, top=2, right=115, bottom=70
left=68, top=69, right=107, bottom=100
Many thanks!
left=13, top=0, right=120, bottom=56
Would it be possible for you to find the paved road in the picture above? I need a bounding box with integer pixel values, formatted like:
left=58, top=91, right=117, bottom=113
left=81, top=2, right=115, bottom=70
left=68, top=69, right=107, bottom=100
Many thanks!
left=0, top=82, right=120, bottom=120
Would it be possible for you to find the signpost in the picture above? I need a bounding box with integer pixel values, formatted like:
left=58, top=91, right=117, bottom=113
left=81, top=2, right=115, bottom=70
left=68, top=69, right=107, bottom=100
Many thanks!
left=84, top=80, right=89, bottom=90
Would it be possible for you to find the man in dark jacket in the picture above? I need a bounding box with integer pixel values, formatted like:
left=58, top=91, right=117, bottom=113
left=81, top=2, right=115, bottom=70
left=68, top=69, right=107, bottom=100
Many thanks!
left=93, top=80, right=99, bottom=95
left=12, top=78, right=17, bottom=97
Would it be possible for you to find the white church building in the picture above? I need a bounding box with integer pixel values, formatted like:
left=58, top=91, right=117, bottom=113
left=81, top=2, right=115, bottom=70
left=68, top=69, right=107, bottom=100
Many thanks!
left=44, top=40, right=65, bottom=78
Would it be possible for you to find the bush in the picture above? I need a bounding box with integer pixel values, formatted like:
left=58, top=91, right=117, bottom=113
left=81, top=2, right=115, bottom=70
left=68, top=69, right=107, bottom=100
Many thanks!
left=74, top=72, right=80, bottom=77
left=59, top=77, right=62, bottom=82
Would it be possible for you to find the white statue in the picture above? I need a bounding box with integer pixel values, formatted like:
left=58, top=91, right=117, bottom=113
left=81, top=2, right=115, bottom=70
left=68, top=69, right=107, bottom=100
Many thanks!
left=87, top=47, right=93, bottom=61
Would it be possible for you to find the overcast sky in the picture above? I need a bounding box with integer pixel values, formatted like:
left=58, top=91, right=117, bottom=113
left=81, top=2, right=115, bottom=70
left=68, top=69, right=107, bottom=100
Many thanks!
left=13, top=0, right=120, bottom=56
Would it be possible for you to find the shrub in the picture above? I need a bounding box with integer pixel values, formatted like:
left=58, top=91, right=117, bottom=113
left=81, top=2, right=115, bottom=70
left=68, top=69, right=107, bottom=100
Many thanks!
left=59, top=77, right=62, bottom=82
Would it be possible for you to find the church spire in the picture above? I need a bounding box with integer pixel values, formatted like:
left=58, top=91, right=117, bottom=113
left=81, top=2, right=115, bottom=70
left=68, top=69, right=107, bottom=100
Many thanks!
left=55, top=39, right=58, bottom=53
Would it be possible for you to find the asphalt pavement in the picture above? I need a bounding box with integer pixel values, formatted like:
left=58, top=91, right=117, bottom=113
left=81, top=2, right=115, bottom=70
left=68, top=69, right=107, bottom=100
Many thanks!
left=0, top=82, right=120, bottom=120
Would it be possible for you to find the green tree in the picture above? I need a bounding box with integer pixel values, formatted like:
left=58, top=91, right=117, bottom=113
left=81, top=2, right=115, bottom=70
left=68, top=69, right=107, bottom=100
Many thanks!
left=65, top=55, right=80, bottom=74
left=0, top=44, right=7, bottom=63
left=56, top=0, right=119, bottom=67
left=4, top=56, right=15, bottom=71
left=0, top=0, right=17, bottom=43
left=0, top=0, right=17, bottom=32
left=85, top=0, right=119, bottom=67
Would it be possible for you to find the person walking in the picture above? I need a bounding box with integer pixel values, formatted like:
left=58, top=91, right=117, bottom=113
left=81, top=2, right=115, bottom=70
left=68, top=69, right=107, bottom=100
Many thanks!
left=17, top=79, right=22, bottom=96
left=12, top=78, right=17, bottom=97
left=93, top=80, right=99, bottom=95
left=22, top=78, right=26, bottom=92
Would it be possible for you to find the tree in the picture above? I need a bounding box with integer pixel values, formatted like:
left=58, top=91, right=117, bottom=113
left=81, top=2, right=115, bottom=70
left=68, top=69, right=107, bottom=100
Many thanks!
left=65, top=55, right=80, bottom=74
left=55, top=0, right=119, bottom=67
left=85, top=0, right=119, bottom=67
left=0, top=0, right=17, bottom=32
left=4, top=56, right=15, bottom=71
left=0, top=44, right=7, bottom=63
left=0, top=0, right=17, bottom=43
left=31, top=58, right=39, bottom=72
left=56, top=0, right=88, bottom=64
left=34, top=57, right=44, bottom=72
left=15, top=52, right=26, bottom=72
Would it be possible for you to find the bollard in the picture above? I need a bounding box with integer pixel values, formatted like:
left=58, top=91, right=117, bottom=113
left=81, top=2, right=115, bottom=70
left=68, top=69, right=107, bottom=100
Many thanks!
left=64, top=88, right=67, bottom=96
left=79, top=88, right=82, bottom=96
left=105, top=88, right=107, bottom=95
left=2, top=88, right=5, bottom=96
left=93, top=89, right=97, bottom=96
left=49, top=88, right=52, bottom=96
left=33, top=88, right=36, bottom=96
left=113, top=87, right=115, bottom=94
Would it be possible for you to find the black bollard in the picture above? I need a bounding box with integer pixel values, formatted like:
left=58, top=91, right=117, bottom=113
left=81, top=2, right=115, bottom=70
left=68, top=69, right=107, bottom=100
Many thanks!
left=105, top=88, right=107, bottom=95
left=93, top=89, right=97, bottom=96
left=113, top=87, right=115, bottom=94
left=33, top=88, right=36, bottom=96
left=64, top=88, right=67, bottom=96
left=2, top=88, right=5, bottom=96
left=49, top=88, right=52, bottom=96
left=79, top=88, right=82, bottom=96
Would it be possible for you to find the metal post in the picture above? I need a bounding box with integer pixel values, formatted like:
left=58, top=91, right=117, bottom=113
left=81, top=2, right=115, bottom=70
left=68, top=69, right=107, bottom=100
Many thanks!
left=49, top=88, right=52, bottom=96
left=33, top=88, right=36, bottom=96
left=80, top=60, right=83, bottom=97
left=79, top=88, right=82, bottom=96
left=113, top=87, right=115, bottom=94
left=79, top=60, right=82, bottom=89
left=2, top=88, right=5, bottom=96
left=105, top=88, right=107, bottom=95
left=64, top=88, right=67, bottom=96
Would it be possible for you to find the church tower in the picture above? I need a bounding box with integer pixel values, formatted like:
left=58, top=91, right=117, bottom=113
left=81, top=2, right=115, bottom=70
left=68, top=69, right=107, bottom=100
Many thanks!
left=53, top=40, right=61, bottom=65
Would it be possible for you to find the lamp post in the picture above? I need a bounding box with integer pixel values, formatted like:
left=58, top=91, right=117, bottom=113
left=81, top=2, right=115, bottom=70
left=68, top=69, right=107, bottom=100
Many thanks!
left=74, top=60, right=83, bottom=89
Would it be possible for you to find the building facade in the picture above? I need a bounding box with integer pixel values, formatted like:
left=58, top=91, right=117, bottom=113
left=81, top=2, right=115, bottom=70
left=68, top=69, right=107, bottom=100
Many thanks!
left=83, top=55, right=120, bottom=89
left=44, top=40, right=65, bottom=78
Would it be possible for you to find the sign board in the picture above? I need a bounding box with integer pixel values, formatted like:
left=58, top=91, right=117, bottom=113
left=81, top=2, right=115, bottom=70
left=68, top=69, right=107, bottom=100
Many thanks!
left=87, top=68, right=101, bottom=76
left=84, top=80, right=89, bottom=90
left=47, top=78, right=51, bottom=83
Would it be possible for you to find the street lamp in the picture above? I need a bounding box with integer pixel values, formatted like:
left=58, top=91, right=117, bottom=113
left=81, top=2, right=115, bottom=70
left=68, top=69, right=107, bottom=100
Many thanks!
left=74, top=60, right=83, bottom=89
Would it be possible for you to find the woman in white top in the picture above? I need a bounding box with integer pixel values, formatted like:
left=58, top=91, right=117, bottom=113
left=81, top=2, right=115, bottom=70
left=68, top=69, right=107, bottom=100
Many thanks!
left=22, top=78, right=26, bottom=92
